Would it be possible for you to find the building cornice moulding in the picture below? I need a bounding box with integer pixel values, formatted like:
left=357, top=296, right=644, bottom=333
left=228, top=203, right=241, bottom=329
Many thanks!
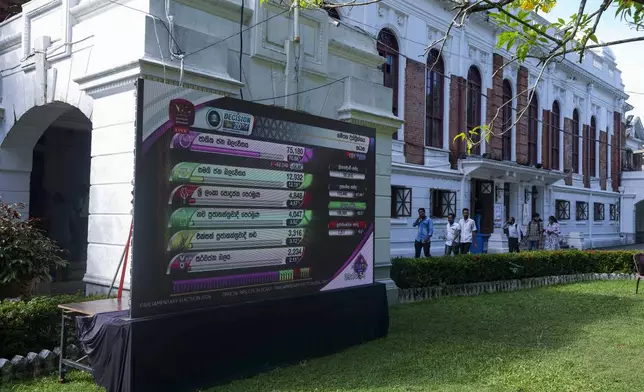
left=328, top=38, right=383, bottom=68
left=388, top=0, right=453, bottom=33
left=74, top=58, right=244, bottom=98
left=551, top=184, right=619, bottom=196
left=559, top=59, right=628, bottom=100
left=139, top=57, right=242, bottom=95
left=175, top=0, right=254, bottom=24
left=73, top=61, right=141, bottom=98
left=70, top=0, right=113, bottom=22
left=0, top=32, right=21, bottom=54
left=392, top=161, right=463, bottom=180
left=337, top=105, right=403, bottom=135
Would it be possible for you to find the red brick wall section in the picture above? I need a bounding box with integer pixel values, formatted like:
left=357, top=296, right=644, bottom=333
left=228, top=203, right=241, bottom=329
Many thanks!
left=449, top=76, right=466, bottom=169
left=542, top=109, right=550, bottom=170
left=485, top=54, right=504, bottom=160
left=516, top=66, right=529, bottom=165
left=404, top=59, right=426, bottom=165
left=563, top=117, right=573, bottom=185
left=599, top=130, right=608, bottom=190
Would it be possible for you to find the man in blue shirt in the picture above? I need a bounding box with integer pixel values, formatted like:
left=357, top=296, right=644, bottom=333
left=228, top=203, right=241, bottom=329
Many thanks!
left=413, top=208, right=433, bottom=258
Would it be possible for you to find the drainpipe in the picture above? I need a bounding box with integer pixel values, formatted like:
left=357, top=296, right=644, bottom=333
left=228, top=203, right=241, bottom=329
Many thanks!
left=460, top=175, right=467, bottom=211
left=284, top=1, right=300, bottom=110
left=293, top=1, right=300, bottom=43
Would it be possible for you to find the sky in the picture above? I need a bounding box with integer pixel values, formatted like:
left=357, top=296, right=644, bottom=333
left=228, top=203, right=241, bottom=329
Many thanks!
left=545, top=0, right=644, bottom=118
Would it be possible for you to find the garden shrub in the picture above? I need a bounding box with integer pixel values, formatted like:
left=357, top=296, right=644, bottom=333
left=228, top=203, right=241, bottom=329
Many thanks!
left=390, top=250, right=637, bottom=289
left=0, top=292, right=105, bottom=358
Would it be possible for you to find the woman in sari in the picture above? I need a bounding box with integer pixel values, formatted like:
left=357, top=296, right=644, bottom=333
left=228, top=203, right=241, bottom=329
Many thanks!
left=544, top=215, right=561, bottom=250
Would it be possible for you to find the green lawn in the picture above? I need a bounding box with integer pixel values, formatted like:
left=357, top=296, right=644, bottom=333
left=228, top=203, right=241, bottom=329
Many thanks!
left=2, top=280, right=643, bottom=392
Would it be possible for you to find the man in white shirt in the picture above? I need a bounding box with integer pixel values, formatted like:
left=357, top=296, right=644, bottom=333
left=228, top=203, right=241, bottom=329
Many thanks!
left=503, top=216, right=521, bottom=253
left=458, top=208, right=477, bottom=254
left=444, top=213, right=461, bottom=256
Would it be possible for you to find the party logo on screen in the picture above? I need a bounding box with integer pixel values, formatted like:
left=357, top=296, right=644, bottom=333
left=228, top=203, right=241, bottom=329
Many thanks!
left=169, top=99, right=195, bottom=134
left=344, top=254, right=368, bottom=281
left=204, top=108, right=255, bottom=136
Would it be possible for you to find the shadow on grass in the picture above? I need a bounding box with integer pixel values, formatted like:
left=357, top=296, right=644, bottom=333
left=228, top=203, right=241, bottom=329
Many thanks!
left=215, top=282, right=643, bottom=392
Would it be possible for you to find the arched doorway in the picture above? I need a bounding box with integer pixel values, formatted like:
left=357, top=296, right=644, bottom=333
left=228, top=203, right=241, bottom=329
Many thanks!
left=0, top=102, right=92, bottom=289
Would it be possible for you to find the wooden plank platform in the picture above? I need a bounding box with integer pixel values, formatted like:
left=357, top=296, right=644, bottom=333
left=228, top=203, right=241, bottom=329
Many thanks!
left=58, top=296, right=130, bottom=316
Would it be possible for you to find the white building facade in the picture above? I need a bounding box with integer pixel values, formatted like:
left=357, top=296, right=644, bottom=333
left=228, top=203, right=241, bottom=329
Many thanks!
left=0, top=0, right=637, bottom=295
left=0, top=0, right=402, bottom=293
left=341, top=1, right=635, bottom=256
left=621, top=116, right=644, bottom=243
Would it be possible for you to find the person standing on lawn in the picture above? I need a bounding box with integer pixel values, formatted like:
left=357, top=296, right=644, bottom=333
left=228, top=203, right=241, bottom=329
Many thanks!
left=503, top=216, right=521, bottom=253
left=444, top=213, right=461, bottom=256
left=458, top=208, right=477, bottom=254
left=526, top=213, right=543, bottom=250
left=413, top=208, right=433, bottom=258
left=544, top=216, right=561, bottom=250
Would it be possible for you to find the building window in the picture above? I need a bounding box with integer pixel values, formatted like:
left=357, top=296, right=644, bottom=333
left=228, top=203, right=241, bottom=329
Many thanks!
left=426, top=50, right=444, bottom=148
left=624, top=149, right=633, bottom=171
left=391, top=186, right=412, bottom=218
left=594, top=203, right=605, bottom=221
left=551, top=101, right=561, bottom=170
left=572, top=109, right=580, bottom=173
left=610, top=203, right=618, bottom=221
left=502, top=79, right=513, bottom=161
left=431, top=189, right=456, bottom=218
left=635, top=153, right=643, bottom=171
left=590, top=116, right=597, bottom=177
left=377, top=29, right=399, bottom=118
left=528, top=94, right=538, bottom=166
left=576, top=201, right=589, bottom=221
left=467, top=66, right=482, bottom=155
left=556, top=199, right=570, bottom=220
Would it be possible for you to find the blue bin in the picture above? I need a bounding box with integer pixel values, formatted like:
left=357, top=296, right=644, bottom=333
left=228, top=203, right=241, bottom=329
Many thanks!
left=470, top=234, right=490, bottom=254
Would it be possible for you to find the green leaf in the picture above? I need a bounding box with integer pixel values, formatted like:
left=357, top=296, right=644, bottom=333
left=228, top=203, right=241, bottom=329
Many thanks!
left=588, top=34, right=598, bottom=44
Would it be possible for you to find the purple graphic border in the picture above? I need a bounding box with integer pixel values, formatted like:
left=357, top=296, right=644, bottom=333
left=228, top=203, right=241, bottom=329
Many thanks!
left=325, top=223, right=374, bottom=282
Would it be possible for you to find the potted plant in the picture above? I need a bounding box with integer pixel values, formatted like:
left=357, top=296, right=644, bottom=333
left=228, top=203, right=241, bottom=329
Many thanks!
left=0, top=201, right=68, bottom=298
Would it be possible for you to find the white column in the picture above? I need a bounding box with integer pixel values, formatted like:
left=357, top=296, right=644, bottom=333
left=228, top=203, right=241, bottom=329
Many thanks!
left=0, top=148, right=33, bottom=217
left=488, top=181, right=508, bottom=253
left=84, top=89, right=136, bottom=291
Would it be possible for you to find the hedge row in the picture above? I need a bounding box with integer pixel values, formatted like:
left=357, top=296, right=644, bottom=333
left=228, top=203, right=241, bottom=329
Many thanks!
left=390, top=250, right=637, bottom=289
left=0, top=293, right=105, bottom=359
